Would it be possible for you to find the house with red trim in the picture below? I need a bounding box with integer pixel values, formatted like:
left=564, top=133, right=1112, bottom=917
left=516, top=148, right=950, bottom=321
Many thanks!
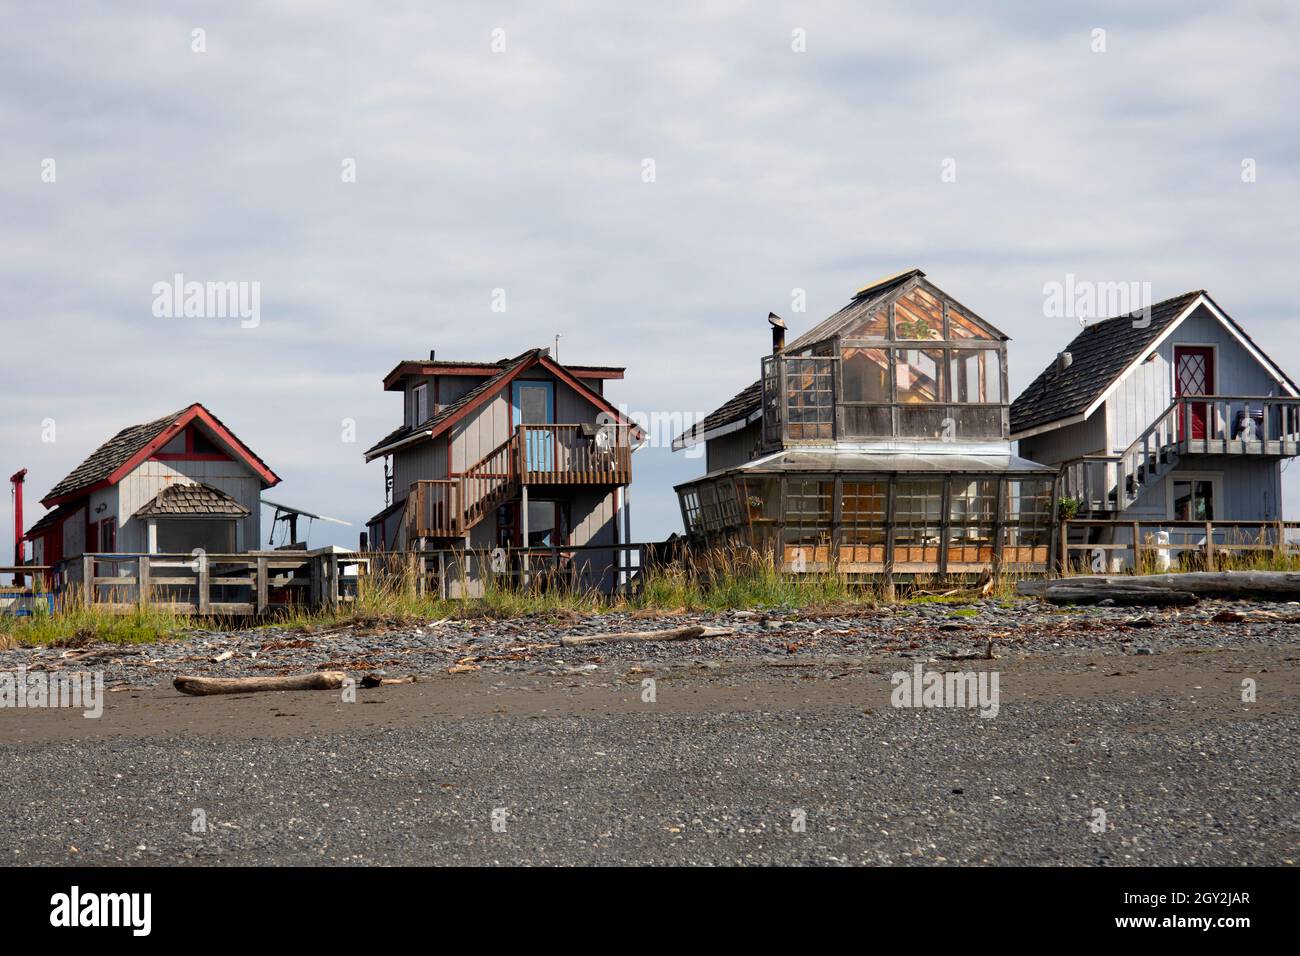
left=25, top=403, right=279, bottom=573
left=363, top=348, right=642, bottom=590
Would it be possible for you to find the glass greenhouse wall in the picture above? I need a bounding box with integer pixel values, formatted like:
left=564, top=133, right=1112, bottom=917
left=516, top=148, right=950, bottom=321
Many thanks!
left=677, top=472, right=1056, bottom=574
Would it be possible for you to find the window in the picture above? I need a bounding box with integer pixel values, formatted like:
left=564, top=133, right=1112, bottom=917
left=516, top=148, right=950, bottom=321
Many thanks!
left=894, top=288, right=943, bottom=340
left=157, top=519, right=236, bottom=554
left=783, top=356, right=835, bottom=440
left=1170, top=478, right=1215, bottom=521
left=948, top=304, right=994, bottom=340
left=781, top=479, right=832, bottom=566
left=894, top=480, right=944, bottom=562
left=947, top=479, right=996, bottom=565
left=410, top=383, right=429, bottom=425
left=717, top=480, right=742, bottom=528
left=680, top=489, right=703, bottom=535
left=841, top=346, right=890, bottom=403
left=949, top=349, right=1002, bottom=403
left=1004, top=479, right=1054, bottom=562
left=895, top=349, right=944, bottom=403
left=97, top=518, right=116, bottom=552
left=841, top=481, right=887, bottom=546
left=842, top=304, right=890, bottom=339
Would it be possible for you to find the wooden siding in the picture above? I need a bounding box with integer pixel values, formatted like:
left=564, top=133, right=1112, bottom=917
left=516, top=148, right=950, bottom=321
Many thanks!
left=706, top=421, right=761, bottom=472
left=1107, top=304, right=1283, bottom=453
left=115, top=460, right=261, bottom=552
left=1127, top=455, right=1283, bottom=521
left=1017, top=412, right=1105, bottom=467
left=393, top=437, right=447, bottom=491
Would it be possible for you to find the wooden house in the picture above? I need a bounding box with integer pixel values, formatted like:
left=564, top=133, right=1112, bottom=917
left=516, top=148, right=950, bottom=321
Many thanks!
left=25, top=403, right=279, bottom=573
left=672, top=270, right=1058, bottom=577
left=1012, top=290, right=1300, bottom=566
left=363, top=348, right=643, bottom=592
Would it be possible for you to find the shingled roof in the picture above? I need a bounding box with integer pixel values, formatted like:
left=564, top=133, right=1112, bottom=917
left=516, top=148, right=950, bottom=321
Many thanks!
left=1010, top=291, right=1207, bottom=437
left=44, top=409, right=188, bottom=502
left=134, top=482, right=250, bottom=518
left=364, top=350, right=538, bottom=459
left=41, top=404, right=279, bottom=506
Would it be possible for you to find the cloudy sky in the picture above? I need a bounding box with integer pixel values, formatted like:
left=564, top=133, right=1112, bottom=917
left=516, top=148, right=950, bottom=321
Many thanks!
left=2, top=0, right=1298, bottom=553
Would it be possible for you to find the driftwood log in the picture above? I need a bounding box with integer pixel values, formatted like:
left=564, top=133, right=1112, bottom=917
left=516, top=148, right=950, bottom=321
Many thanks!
left=559, top=625, right=735, bottom=647
left=1018, top=571, right=1300, bottom=603
left=1034, top=584, right=1198, bottom=607
left=173, top=671, right=350, bottom=696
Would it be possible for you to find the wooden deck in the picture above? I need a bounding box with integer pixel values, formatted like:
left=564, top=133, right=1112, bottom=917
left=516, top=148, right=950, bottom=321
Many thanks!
left=407, top=423, right=634, bottom=539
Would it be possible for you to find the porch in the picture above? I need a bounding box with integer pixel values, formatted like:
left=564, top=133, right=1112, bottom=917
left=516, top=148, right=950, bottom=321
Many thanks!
left=1061, top=395, right=1300, bottom=514
left=405, top=423, right=634, bottom=540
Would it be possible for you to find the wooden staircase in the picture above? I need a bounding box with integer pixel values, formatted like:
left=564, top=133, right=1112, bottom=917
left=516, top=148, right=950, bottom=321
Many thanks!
left=402, top=423, right=636, bottom=544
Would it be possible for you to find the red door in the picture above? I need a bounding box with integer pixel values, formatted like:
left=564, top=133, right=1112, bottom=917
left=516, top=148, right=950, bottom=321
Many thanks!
left=1174, top=346, right=1214, bottom=440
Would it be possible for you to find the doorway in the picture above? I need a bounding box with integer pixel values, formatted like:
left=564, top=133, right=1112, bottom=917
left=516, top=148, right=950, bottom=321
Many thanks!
left=1174, top=346, right=1215, bottom=440
left=512, top=380, right=555, bottom=471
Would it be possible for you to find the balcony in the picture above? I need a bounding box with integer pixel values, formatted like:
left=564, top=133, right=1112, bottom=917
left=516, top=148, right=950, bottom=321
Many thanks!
left=1061, top=395, right=1300, bottom=514
left=406, top=423, right=634, bottom=539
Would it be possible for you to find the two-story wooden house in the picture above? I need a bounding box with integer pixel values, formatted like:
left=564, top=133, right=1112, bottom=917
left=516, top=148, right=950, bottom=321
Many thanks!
left=672, top=270, right=1058, bottom=577
left=1012, top=290, right=1300, bottom=565
left=24, top=403, right=279, bottom=577
left=363, top=348, right=643, bottom=592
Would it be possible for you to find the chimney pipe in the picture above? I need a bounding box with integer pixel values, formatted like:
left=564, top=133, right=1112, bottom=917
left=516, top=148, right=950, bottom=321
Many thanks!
left=429, top=349, right=436, bottom=361
left=1056, top=350, right=1073, bottom=374
left=9, top=468, right=26, bottom=586
left=768, top=312, right=787, bottom=354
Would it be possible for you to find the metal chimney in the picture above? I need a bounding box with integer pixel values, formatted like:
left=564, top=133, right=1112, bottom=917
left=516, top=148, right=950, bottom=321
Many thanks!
left=768, top=312, right=787, bottom=353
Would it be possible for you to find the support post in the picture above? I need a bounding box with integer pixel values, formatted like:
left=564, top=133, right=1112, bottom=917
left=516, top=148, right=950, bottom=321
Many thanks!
left=1131, top=520, right=1142, bottom=573
left=138, top=555, right=151, bottom=607
left=197, top=553, right=210, bottom=614
left=256, top=556, right=269, bottom=614
left=83, top=554, right=94, bottom=607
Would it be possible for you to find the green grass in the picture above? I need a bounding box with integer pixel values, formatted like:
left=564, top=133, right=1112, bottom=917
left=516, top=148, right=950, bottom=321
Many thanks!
left=0, top=546, right=1052, bottom=645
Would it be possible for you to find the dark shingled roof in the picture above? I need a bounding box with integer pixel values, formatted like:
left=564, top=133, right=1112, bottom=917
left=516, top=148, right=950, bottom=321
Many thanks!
left=24, top=502, right=77, bottom=540
left=133, top=482, right=250, bottom=518
left=44, top=409, right=189, bottom=501
left=1010, top=291, right=1204, bottom=436
left=364, top=350, right=540, bottom=459
left=674, top=380, right=763, bottom=449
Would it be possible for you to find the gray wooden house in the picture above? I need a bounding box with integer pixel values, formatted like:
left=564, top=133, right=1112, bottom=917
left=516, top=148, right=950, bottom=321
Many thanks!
left=363, top=348, right=643, bottom=592
left=672, top=270, right=1057, bottom=577
left=25, top=403, right=279, bottom=573
left=1012, top=290, right=1300, bottom=564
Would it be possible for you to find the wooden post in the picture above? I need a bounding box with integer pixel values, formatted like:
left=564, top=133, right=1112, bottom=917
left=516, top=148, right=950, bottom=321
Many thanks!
left=138, top=555, right=151, bottom=607
left=328, top=554, right=340, bottom=609
left=417, top=554, right=427, bottom=596
left=1059, top=519, right=1070, bottom=577
left=197, top=553, right=210, bottom=614
left=1131, top=521, right=1142, bottom=572
left=438, top=550, right=448, bottom=599
left=256, top=556, right=269, bottom=614
left=82, top=554, right=95, bottom=607
left=1205, top=521, right=1215, bottom=569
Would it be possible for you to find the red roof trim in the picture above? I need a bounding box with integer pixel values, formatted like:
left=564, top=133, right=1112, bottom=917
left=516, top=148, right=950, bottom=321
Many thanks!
left=43, top=404, right=279, bottom=506
left=383, top=361, right=624, bottom=392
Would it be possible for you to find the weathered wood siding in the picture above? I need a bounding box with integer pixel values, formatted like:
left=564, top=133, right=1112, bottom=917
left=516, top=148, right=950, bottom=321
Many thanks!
left=1017, top=412, right=1106, bottom=465
left=114, top=460, right=262, bottom=552
left=392, top=437, right=447, bottom=493
left=706, top=421, right=761, bottom=472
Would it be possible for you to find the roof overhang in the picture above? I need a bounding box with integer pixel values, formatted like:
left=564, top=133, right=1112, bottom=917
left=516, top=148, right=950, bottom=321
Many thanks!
left=383, top=360, right=625, bottom=392
left=671, top=409, right=762, bottom=452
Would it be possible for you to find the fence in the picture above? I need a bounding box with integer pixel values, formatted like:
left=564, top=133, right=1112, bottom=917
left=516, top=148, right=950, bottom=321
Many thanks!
left=1060, top=519, right=1300, bottom=574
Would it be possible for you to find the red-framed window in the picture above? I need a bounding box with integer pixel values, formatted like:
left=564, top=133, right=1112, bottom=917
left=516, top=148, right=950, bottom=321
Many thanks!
left=152, top=426, right=231, bottom=462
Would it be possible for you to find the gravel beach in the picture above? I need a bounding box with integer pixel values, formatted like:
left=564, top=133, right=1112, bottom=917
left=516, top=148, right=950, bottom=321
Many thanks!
left=1, top=598, right=1297, bottom=866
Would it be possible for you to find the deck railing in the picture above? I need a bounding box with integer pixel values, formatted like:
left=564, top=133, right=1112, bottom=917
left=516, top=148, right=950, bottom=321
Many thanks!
left=407, top=423, right=635, bottom=539
left=1060, top=519, right=1300, bottom=574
